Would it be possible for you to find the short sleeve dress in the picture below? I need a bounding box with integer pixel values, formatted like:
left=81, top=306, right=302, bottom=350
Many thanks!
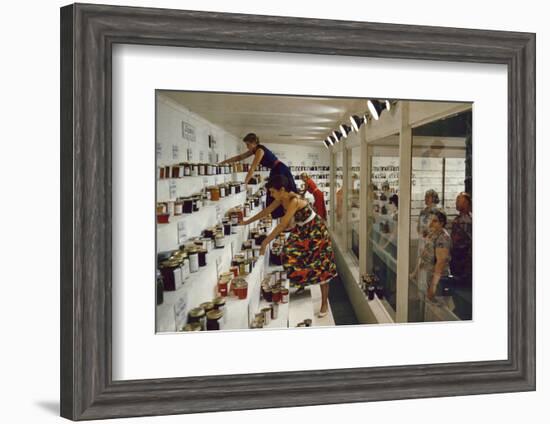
left=254, top=144, right=298, bottom=218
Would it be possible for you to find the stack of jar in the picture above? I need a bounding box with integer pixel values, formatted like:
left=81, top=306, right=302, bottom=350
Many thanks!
left=360, top=273, right=384, bottom=300
left=158, top=249, right=191, bottom=291
left=183, top=296, right=226, bottom=331
left=202, top=224, right=226, bottom=249
left=269, top=233, right=286, bottom=266
left=158, top=162, right=240, bottom=180
left=260, top=270, right=289, bottom=305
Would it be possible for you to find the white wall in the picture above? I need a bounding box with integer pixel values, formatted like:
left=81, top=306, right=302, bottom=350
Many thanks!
left=268, top=142, right=330, bottom=167
left=156, top=94, right=244, bottom=166
left=1, top=1, right=546, bottom=424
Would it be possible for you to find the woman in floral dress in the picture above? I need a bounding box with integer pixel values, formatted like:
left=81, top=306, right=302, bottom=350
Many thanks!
left=243, top=174, right=337, bottom=317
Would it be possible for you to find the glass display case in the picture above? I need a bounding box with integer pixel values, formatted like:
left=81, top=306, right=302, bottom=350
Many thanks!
left=408, top=111, right=472, bottom=322
left=365, top=136, right=400, bottom=315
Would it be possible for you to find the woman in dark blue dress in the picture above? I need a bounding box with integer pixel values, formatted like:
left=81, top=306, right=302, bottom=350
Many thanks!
left=219, top=133, right=297, bottom=218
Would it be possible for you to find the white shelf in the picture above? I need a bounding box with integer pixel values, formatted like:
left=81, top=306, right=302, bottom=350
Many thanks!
left=156, top=216, right=270, bottom=332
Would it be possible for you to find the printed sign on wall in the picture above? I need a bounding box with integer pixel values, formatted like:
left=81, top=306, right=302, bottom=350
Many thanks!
left=156, top=143, right=162, bottom=160
left=182, top=121, right=196, bottom=142
left=172, top=144, right=179, bottom=160
left=177, top=220, right=187, bottom=244
left=169, top=180, right=177, bottom=199
left=174, top=294, right=189, bottom=331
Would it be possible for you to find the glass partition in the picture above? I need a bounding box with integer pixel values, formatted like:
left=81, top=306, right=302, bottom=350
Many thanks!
left=365, top=136, right=400, bottom=316
left=408, top=111, right=472, bottom=322
left=334, top=151, right=344, bottom=242
left=348, top=146, right=361, bottom=259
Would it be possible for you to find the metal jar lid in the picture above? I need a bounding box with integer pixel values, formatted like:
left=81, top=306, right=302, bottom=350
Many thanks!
left=189, top=307, right=205, bottom=318
left=200, top=302, right=215, bottom=312
left=213, top=297, right=226, bottom=306
left=206, top=309, right=223, bottom=320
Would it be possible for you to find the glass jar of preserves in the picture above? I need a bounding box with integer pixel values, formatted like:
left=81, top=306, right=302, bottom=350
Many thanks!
left=206, top=309, right=223, bottom=330
left=213, top=296, right=226, bottom=314
left=159, top=258, right=182, bottom=291
left=272, top=287, right=281, bottom=303
left=188, top=307, right=206, bottom=330
left=187, top=248, right=199, bottom=273
left=223, top=221, right=232, bottom=236
left=198, top=248, right=207, bottom=267
left=174, top=199, right=183, bottom=216
left=183, top=162, right=191, bottom=176
left=217, top=279, right=229, bottom=297
left=209, top=186, right=220, bottom=201
left=263, top=286, right=273, bottom=302
left=182, top=197, right=193, bottom=214
left=261, top=307, right=272, bottom=326
left=215, top=233, right=225, bottom=249
left=182, top=322, right=202, bottom=332
left=191, top=163, right=198, bottom=177
left=280, top=288, right=289, bottom=304
left=219, top=185, right=226, bottom=198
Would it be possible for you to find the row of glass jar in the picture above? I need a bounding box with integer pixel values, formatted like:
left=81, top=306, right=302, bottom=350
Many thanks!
left=260, top=271, right=289, bottom=304
left=158, top=162, right=270, bottom=179
left=156, top=185, right=266, bottom=224
left=184, top=297, right=227, bottom=331
left=360, top=273, right=385, bottom=301
left=288, top=166, right=331, bottom=172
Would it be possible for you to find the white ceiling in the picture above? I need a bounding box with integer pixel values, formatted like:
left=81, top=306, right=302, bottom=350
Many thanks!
left=161, top=91, right=366, bottom=147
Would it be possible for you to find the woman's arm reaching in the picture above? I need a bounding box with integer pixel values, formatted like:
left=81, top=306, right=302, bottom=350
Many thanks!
left=219, top=150, right=253, bottom=165
left=244, top=148, right=264, bottom=184
left=260, top=198, right=299, bottom=254
left=243, top=199, right=280, bottom=226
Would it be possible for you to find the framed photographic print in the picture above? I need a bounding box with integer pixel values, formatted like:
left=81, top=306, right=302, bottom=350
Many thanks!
left=60, top=3, right=536, bottom=420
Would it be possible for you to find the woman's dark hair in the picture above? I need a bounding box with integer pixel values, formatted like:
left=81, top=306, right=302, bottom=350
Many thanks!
left=389, top=194, right=398, bottom=208
left=266, top=175, right=290, bottom=191
left=425, top=189, right=440, bottom=204
left=432, top=210, right=447, bottom=227
left=243, top=133, right=259, bottom=144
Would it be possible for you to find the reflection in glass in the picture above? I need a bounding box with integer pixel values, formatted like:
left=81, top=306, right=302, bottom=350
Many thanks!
left=365, top=136, right=400, bottom=317
left=408, top=111, right=472, bottom=322
left=335, top=152, right=344, bottom=242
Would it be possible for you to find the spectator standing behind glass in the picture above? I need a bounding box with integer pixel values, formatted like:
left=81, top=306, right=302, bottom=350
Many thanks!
left=410, top=210, right=452, bottom=319
left=450, top=192, right=472, bottom=320
left=300, top=172, right=327, bottom=220
left=451, top=192, right=472, bottom=280
left=417, top=189, right=440, bottom=254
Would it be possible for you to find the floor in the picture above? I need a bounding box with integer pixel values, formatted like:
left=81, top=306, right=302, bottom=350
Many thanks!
left=287, top=273, right=358, bottom=328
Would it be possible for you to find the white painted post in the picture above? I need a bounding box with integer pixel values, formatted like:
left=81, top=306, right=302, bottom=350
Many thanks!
left=396, top=102, right=412, bottom=323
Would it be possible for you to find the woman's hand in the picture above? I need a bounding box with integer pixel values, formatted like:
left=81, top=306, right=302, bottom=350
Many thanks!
left=260, top=240, right=269, bottom=256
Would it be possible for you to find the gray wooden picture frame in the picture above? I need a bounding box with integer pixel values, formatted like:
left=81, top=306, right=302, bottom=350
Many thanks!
left=60, top=3, right=536, bottom=421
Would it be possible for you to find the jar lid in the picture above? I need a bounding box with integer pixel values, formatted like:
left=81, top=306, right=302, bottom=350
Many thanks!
left=187, top=247, right=198, bottom=254
left=261, top=307, right=272, bottom=313
left=206, top=309, right=223, bottom=320
left=189, top=307, right=205, bottom=318
left=200, top=302, right=215, bottom=311
left=213, top=297, right=226, bottom=306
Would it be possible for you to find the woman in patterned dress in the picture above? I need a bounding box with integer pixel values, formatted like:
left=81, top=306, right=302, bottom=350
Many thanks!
left=242, top=174, right=337, bottom=317
left=219, top=133, right=297, bottom=218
